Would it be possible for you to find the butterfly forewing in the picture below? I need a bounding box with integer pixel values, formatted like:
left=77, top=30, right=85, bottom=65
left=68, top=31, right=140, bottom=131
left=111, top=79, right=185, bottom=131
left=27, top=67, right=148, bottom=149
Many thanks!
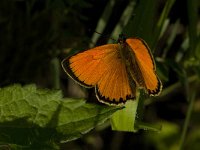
left=126, top=38, right=162, bottom=95
left=62, top=44, right=135, bottom=105
left=62, top=44, right=118, bottom=87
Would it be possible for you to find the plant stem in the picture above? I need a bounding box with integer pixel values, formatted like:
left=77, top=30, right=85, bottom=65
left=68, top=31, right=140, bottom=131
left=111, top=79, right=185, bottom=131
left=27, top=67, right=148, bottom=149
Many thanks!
left=50, top=57, right=60, bottom=89
left=179, top=91, right=196, bottom=150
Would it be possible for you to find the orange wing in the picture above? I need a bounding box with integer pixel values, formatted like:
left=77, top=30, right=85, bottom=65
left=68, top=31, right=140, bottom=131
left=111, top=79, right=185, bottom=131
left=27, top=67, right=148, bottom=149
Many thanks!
left=126, top=38, right=162, bottom=96
left=62, top=44, right=135, bottom=105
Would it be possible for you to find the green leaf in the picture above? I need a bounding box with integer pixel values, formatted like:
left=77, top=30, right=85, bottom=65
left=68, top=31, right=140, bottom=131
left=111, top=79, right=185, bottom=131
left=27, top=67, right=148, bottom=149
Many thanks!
left=0, top=84, right=121, bottom=148
left=111, top=99, right=139, bottom=132
left=135, top=121, right=162, bottom=132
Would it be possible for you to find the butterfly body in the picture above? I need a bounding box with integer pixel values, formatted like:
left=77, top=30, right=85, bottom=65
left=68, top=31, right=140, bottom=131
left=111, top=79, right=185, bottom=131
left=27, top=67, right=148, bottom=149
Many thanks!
left=62, top=34, right=162, bottom=105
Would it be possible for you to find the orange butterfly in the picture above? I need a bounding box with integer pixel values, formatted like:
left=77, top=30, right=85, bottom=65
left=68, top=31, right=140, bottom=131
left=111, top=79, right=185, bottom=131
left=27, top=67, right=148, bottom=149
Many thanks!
left=62, top=34, right=162, bottom=105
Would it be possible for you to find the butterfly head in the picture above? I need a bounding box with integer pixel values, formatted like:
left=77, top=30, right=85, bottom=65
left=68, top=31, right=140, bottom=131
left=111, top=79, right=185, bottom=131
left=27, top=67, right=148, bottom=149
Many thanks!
left=117, top=34, right=127, bottom=44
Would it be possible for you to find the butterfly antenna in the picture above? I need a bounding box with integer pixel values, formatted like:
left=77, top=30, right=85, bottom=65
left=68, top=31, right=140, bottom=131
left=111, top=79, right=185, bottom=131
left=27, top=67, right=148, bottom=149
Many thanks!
left=94, top=31, right=117, bottom=42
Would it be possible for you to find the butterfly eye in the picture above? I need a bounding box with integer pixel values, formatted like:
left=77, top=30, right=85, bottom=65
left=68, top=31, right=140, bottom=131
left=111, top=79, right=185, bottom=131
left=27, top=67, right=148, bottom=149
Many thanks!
left=117, top=34, right=126, bottom=44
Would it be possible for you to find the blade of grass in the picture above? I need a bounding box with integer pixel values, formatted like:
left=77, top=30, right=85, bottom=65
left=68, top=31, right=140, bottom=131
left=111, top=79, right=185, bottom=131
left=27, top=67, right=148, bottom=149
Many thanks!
left=162, top=20, right=181, bottom=59
left=90, top=0, right=116, bottom=47
left=108, top=0, right=136, bottom=43
left=144, top=75, right=198, bottom=106
left=125, top=0, right=159, bottom=45
left=195, top=37, right=200, bottom=59
left=152, top=0, right=176, bottom=50
left=50, top=57, right=60, bottom=89
left=179, top=91, right=196, bottom=150
left=186, top=0, right=198, bottom=57
left=179, top=1, right=199, bottom=148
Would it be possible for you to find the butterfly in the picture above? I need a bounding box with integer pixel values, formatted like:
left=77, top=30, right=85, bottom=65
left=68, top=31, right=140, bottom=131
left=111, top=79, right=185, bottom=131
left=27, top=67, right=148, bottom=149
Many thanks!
left=62, top=34, right=162, bottom=105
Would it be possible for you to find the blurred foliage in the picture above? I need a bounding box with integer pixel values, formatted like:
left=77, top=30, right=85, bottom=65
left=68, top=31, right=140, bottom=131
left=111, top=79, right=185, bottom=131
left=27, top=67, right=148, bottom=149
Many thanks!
left=0, top=0, right=199, bottom=149
left=0, top=0, right=90, bottom=86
